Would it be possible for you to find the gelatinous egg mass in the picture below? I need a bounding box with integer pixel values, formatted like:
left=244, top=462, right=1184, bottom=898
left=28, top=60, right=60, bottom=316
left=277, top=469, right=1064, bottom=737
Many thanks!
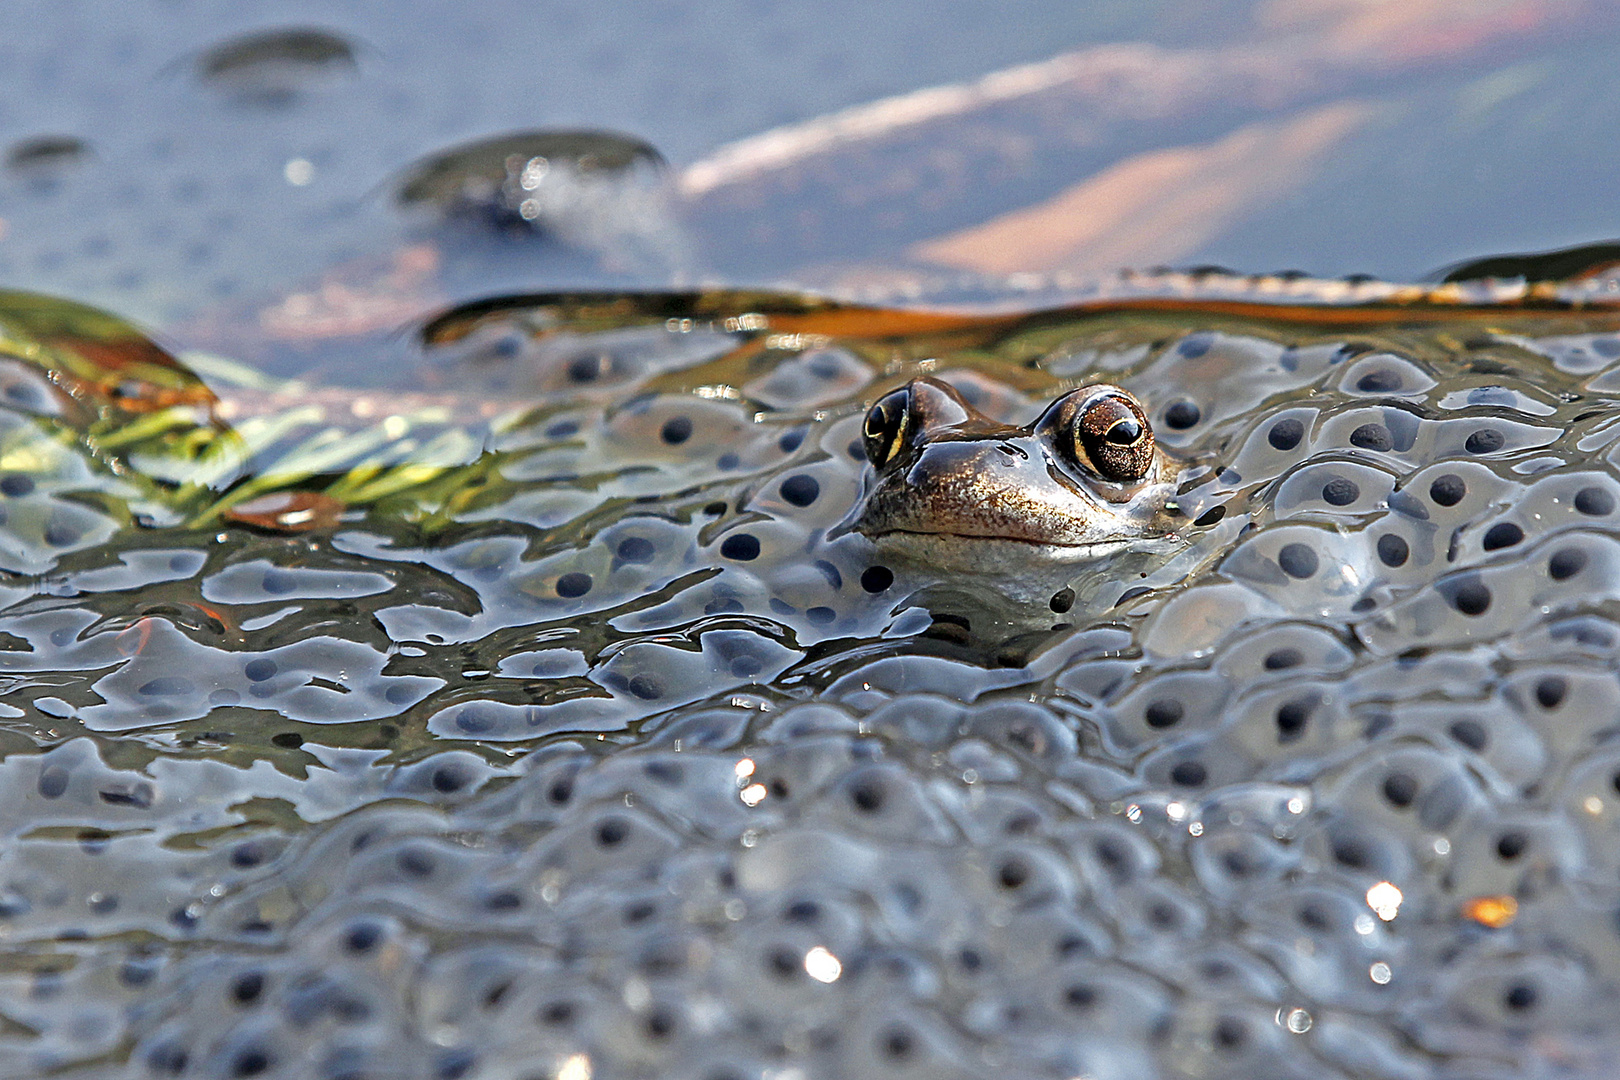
left=4, top=287, right=1620, bottom=1080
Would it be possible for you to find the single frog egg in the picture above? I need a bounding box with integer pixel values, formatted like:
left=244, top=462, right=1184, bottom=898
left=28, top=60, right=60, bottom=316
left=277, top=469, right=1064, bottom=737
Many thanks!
left=845, top=376, right=1180, bottom=574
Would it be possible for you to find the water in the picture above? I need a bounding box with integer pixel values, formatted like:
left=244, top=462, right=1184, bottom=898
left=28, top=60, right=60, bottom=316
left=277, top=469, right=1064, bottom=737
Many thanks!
left=4, top=2, right=1620, bottom=327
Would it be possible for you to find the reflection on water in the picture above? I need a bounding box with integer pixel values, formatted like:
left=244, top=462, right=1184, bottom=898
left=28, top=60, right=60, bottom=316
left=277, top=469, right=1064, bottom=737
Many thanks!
left=0, top=0, right=1618, bottom=329
left=911, top=102, right=1376, bottom=278
left=193, top=27, right=359, bottom=108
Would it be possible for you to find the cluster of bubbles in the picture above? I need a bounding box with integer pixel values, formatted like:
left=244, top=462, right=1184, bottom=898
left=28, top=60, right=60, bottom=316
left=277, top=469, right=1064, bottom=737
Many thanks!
left=4, top=292, right=1620, bottom=1079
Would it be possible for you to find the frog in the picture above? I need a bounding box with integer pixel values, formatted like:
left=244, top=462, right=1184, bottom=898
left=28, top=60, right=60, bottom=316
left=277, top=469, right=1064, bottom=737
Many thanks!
left=845, top=375, right=1181, bottom=574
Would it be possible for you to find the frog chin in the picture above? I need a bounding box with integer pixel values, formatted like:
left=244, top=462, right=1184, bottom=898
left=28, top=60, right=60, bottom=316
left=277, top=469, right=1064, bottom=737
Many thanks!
left=869, top=529, right=1151, bottom=573
left=861, top=529, right=1184, bottom=612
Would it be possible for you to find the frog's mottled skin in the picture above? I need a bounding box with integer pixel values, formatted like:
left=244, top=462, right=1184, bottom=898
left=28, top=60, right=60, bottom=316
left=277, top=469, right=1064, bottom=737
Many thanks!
left=849, top=376, right=1179, bottom=571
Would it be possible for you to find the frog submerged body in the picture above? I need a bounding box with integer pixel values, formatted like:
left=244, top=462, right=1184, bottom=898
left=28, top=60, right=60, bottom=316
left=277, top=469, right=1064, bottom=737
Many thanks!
left=848, top=375, right=1179, bottom=573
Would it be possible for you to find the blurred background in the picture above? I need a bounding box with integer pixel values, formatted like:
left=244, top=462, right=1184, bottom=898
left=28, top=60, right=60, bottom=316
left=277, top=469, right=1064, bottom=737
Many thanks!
left=0, top=0, right=1615, bottom=340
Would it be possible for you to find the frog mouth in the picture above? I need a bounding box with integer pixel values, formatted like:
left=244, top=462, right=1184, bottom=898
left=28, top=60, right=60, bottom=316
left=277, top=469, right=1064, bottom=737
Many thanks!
left=862, top=524, right=1186, bottom=564
left=827, top=512, right=1118, bottom=549
left=829, top=494, right=1163, bottom=550
left=865, top=527, right=1156, bottom=562
left=878, top=526, right=1124, bottom=547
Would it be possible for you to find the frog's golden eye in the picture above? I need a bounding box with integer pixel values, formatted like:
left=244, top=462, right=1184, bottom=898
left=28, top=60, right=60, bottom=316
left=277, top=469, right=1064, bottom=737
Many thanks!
left=1073, top=391, right=1155, bottom=482
left=862, top=387, right=911, bottom=468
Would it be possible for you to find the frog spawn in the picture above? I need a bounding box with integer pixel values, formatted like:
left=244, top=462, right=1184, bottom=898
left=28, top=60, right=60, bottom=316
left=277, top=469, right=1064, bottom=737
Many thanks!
left=8, top=318, right=1620, bottom=1078
left=0, top=370, right=903, bottom=747
left=18, top=673, right=1618, bottom=1080
left=3, top=710, right=1366, bottom=1080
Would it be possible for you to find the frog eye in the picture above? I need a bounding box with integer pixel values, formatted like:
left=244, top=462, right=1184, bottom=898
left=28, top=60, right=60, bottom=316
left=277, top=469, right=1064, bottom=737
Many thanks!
left=862, top=387, right=912, bottom=467
left=1073, top=391, right=1155, bottom=482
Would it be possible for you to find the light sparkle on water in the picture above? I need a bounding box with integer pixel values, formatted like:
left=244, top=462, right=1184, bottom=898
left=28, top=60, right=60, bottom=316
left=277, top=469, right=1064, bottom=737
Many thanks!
left=556, top=1053, right=591, bottom=1080
left=1367, top=881, right=1403, bottom=921
left=804, top=946, right=842, bottom=983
